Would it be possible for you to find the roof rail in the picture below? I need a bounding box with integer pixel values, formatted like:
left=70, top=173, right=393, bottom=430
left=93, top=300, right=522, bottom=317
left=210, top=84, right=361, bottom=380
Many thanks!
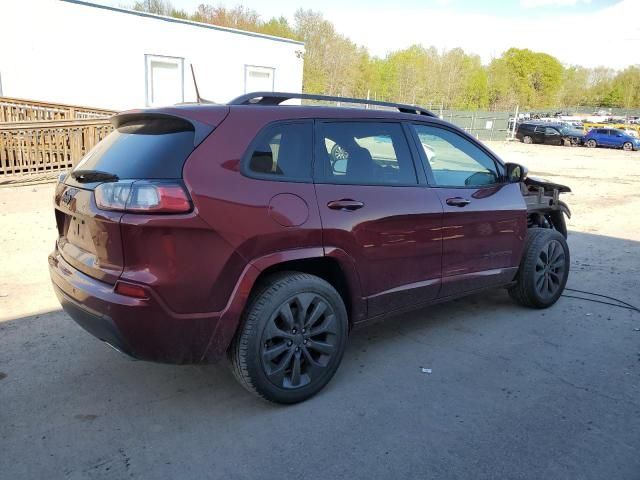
left=228, top=92, right=436, bottom=117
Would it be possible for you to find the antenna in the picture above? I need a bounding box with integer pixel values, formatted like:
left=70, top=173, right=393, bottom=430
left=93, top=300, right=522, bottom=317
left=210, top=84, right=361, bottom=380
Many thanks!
left=191, top=64, right=202, bottom=103
left=188, top=64, right=214, bottom=104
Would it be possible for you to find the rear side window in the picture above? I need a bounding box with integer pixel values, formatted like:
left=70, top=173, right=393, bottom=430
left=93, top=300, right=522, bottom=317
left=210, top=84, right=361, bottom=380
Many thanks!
left=245, top=122, right=313, bottom=181
left=315, top=122, right=417, bottom=185
left=73, top=118, right=195, bottom=180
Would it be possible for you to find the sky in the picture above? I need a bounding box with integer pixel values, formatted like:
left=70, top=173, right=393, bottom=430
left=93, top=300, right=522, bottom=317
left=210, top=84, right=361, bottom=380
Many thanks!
left=97, top=0, right=640, bottom=69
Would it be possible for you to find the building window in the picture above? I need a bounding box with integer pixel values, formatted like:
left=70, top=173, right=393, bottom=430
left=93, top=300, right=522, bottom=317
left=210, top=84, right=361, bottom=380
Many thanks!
left=145, top=55, right=184, bottom=107
left=244, top=65, right=275, bottom=93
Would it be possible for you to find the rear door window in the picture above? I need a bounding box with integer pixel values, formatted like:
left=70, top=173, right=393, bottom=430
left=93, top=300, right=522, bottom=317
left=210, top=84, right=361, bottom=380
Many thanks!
left=245, top=122, right=313, bottom=181
left=315, top=122, right=417, bottom=185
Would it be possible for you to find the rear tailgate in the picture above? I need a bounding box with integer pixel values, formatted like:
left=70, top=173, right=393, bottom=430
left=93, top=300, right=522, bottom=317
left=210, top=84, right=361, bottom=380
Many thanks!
left=55, top=106, right=228, bottom=284
left=54, top=185, right=125, bottom=284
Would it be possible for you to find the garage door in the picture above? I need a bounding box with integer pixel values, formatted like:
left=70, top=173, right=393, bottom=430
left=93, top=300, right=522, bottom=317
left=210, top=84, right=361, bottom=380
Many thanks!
left=245, top=66, right=275, bottom=93
left=145, top=55, right=184, bottom=107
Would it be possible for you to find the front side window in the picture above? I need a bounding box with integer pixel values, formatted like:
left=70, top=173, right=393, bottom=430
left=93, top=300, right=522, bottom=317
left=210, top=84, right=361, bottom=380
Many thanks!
left=412, top=124, right=501, bottom=188
left=245, top=122, right=313, bottom=181
left=316, top=122, right=417, bottom=185
left=545, top=127, right=559, bottom=135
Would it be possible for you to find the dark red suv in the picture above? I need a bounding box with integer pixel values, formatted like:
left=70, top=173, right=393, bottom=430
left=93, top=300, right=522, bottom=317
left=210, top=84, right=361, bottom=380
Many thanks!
left=49, top=92, right=571, bottom=403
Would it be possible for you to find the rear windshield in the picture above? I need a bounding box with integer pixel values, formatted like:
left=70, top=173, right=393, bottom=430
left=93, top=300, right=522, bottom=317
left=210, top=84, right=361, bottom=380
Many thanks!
left=71, top=118, right=195, bottom=182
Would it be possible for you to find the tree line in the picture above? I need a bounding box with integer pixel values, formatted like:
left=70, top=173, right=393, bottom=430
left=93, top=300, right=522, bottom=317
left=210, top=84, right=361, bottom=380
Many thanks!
left=134, top=1, right=640, bottom=111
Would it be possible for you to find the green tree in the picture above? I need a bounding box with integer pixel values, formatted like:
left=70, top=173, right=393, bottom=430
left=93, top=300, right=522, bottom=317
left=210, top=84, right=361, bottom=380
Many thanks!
left=132, top=0, right=173, bottom=15
left=610, top=66, right=640, bottom=108
left=559, top=66, right=589, bottom=107
left=259, top=16, right=299, bottom=40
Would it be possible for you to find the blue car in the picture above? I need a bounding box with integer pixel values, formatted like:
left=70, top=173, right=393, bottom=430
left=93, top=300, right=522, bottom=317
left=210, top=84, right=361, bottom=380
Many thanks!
left=583, top=128, right=640, bottom=151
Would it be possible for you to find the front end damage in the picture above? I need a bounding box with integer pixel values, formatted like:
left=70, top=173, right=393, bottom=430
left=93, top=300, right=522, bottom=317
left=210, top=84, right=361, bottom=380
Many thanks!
left=522, top=176, right=571, bottom=237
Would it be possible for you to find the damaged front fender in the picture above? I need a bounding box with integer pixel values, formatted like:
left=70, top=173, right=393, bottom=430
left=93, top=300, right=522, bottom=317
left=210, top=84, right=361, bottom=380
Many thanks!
left=521, top=176, right=571, bottom=237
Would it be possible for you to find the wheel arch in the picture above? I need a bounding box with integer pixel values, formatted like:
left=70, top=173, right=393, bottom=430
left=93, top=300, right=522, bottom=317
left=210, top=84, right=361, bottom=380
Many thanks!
left=200, top=247, right=365, bottom=363
left=250, top=248, right=365, bottom=326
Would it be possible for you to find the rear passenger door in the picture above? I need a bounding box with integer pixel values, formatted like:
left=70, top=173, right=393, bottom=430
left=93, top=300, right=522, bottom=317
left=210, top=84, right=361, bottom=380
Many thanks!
left=313, top=121, right=443, bottom=318
left=599, top=129, right=614, bottom=146
left=410, top=123, right=527, bottom=297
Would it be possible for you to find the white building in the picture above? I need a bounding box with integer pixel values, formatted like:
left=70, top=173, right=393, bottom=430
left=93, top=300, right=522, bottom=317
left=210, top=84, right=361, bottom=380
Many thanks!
left=0, top=0, right=304, bottom=110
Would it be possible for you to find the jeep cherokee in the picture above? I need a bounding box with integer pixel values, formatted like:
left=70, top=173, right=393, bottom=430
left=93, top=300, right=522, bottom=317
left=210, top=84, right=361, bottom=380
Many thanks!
left=49, top=92, right=571, bottom=403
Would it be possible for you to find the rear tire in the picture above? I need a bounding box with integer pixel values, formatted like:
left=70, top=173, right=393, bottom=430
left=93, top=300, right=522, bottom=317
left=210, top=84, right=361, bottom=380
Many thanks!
left=586, top=139, right=597, bottom=148
left=229, top=272, right=348, bottom=404
left=509, top=229, right=570, bottom=309
left=523, top=135, right=533, bottom=144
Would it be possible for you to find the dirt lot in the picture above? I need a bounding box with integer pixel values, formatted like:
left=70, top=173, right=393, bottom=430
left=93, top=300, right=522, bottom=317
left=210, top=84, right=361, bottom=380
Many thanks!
left=1, top=142, right=639, bottom=479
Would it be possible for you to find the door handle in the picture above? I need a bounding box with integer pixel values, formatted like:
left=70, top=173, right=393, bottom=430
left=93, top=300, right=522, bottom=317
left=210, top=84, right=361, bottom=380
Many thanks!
left=446, top=197, right=471, bottom=207
left=327, top=199, right=365, bottom=211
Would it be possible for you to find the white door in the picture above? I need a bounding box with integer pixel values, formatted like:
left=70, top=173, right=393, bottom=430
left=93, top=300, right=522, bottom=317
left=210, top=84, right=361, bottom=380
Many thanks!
left=245, top=66, right=275, bottom=93
left=145, top=55, right=184, bottom=107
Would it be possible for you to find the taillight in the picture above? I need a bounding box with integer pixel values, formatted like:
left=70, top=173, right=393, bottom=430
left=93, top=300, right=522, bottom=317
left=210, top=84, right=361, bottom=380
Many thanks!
left=95, top=181, right=191, bottom=214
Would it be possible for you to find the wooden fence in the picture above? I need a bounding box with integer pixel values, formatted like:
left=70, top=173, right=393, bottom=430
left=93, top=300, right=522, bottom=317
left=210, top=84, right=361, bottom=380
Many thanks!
left=0, top=96, right=115, bottom=123
left=0, top=119, right=113, bottom=179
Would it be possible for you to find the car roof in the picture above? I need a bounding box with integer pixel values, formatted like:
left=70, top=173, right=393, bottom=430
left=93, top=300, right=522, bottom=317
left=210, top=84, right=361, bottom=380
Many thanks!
left=128, top=103, right=455, bottom=126
left=520, top=121, right=563, bottom=128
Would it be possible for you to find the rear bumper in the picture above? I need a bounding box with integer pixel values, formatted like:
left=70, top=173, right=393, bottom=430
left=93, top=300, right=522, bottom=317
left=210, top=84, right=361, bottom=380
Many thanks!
left=49, top=249, right=253, bottom=364
left=53, top=283, right=133, bottom=357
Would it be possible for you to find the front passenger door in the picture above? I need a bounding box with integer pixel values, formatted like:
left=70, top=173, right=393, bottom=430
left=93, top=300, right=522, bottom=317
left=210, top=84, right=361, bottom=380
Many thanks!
left=545, top=127, right=562, bottom=145
left=411, top=124, right=527, bottom=297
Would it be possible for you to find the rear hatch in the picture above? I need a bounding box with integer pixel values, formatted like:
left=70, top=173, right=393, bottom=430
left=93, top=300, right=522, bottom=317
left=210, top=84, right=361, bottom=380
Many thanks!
left=54, top=110, right=222, bottom=284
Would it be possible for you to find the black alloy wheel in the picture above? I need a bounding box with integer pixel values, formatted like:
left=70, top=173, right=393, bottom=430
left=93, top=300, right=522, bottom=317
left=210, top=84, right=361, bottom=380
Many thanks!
left=533, top=239, right=566, bottom=300
left=260, top=292, right=339, bottom=389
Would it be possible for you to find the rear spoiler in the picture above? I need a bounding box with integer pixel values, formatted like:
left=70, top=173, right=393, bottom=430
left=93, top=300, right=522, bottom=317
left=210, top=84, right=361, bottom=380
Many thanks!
left=111, top=110, right=225, bottom=148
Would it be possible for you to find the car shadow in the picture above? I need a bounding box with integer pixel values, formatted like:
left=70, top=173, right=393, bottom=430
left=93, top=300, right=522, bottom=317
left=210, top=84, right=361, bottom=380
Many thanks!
left=1, top=230, right=637, bottom=403
left=2, top=230, right=639, bottom=478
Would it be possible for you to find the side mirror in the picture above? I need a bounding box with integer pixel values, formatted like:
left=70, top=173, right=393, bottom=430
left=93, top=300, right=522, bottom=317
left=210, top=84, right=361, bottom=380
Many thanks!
left=505, top=162, right=528, bottom=183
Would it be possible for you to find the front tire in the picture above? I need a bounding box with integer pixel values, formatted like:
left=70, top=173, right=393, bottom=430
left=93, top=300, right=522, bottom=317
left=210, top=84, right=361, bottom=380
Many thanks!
left=622, top=141, right=633, bottom=151
left=523, top=135, right=533, bottom=144
left=509, top=229, right=570, bottom=309
left=586, top=139, right=597, bottom=148
left=229, top=272, right=348, bottom=404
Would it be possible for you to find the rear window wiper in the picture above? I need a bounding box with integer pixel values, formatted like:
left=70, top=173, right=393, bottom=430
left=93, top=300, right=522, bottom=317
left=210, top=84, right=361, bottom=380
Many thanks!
left=70, top=170, right=119, bottom=183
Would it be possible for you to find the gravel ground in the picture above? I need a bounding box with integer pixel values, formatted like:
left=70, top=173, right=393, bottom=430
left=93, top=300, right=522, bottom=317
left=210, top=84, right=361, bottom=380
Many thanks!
left=1, top=142, right=639, bottom=479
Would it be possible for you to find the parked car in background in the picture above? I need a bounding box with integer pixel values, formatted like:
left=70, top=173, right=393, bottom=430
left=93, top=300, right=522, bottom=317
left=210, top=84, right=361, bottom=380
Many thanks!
left=619, top=128, right=639, bottom=139
left=49, top=92, right=572, bottom=404
left=516, top=122, right=584, bottom=146
left=563, top=121, right=584, bottom=130
left=583, top=128, right=640, bottom=151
